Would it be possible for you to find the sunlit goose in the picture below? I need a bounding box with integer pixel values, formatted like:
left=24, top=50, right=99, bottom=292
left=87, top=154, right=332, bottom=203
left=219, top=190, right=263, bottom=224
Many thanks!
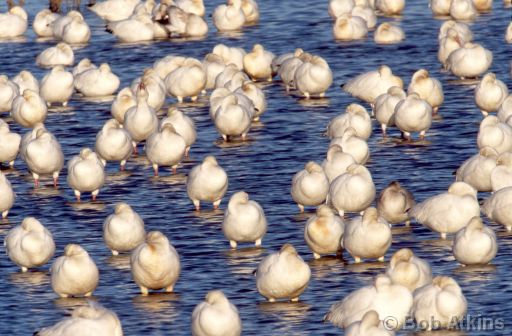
left=324, top=274, right=413, bottom=329
left=386, top=248, right=431, bottom=291
left=304, top=205, right=344, bottom=259
left=333, top=14, right=368, bottom=41
left=407, top=69, right=444, bottom=114
left=447, top=42, right=492, bottom=79
left=343, top=65, right=403, bottom=105
left=456, top=147, right=497, bottom=192
left=350, top=8, right=376, bottom=33
left=241, top=0, right=260, bottom=23
left=111, top=87, right=136, bottom=123
left=483, top=187, right=512, bottom=231
left=272, top=48, right=300, bottom=73
left=438, top=20, right=473, bottom=42
left=89, top=0, right=141, bottom=22
left=497, top=95, right=512, bottom=124
left=430, top=0, right=452, bottom=16
left=343, top=207, right=391, bottom=262
left=40, top=66, right=74, bottom=107
left=345, top=310, right=395, bottom=336
left=123, top=85, right=158, bottom=147
left=410, top=182, right=480, bottom=239
left=75, top=63, right=120, bottom=97
left=278, top=49, right=311, bottom=91
left=507, top=22, right=512, bottom=43
left=131, top=231, right=180, bottom=295
left=33, top=9, right=60, bottom=37
left=223, top=71, right=248, bottom=91
left=50, top=11, right=80, bottom=38
left=0, top=171, right=14, bottom=218
left=165, top=58, right=206, bottom=102
left=36, top=43, right=74, bottom=68
left=476, top=116, right=512, bottom=154
left=153, top=55, right=187, bottom=80
left=329, top=0, right=356, bottom=18
left=327, top=103, right=372, bottom=140
left=374, top=86, right=406, bottom=136
left=243, top=44, right=274, bottom=81
left=72, top=58, right=96, bottom=77
left=4, top=217, right=55, bottom=272
left=59, top=12, right=91, bottom=44
left=146, top=124, right=186, bottom=175
left=376, top=0, right=405, bottom=15
left=23, top=129, right=64, bottom=187
left=0, top=6, right=27, bottom=38
left=103, top=203, right=145, bottom=256
left=187, top=156, right=228, bottom=210
left=377, top=181, right=415, bottom=225
left=474, top=73, right=508, bottom=116
left=256, top=244, right=311, bottom=302
left=322, top=144, right=357, bottom=183
left=67, top=148, right=106, bottom=202
left=160, top=108, right=196, bottom=156
left=133, top=0, right=157, bottom=15
left=374, top=22, right=405, bottom=44
left=472, top=0, right=492, bottom=11
left=11, top=90, right=47, bottom=128
left=214, top=94, right=253, bottom=141
left=203, top=54, right=227, bottom=90
left=394, top=93, right=432, bottom=140
left=214, top=65, right=248, bottom=89
left=438, top=29, right=464, bottom=66
left=291, top=161, right=329, bottom=212
left=490, top=153, right=512, bottom=192
left=35, top=303, right=123, bottom=336
left=210, top=88, right=254, bottom=120
left=222, top=191, right=267, bottom=249
left=0, top=75, right=19, bottom=112
left=166, top=6, right=208, bottom=38
left=20, top=123, right=46, bottom=161
left=213, top=0, right=246, bottom=31
left=449, top=0, right=477, bottom=21
left=107, top=13, right=155, bottom=42
left=192, top=290, right=242, bottom=336
left=95, top=119, right=132, bottom=170
left=329, top=164, right=375, bottom=217
left=330, top=127, right=369, bottom=164
left=51, top=244, right=99, bottom=298
left=212, top=44, right=246, bottom=70
left=411, top=276, right=467, bottom=331
left=453, top=216, right=497, bottom=266
left=0, top=121, right=20, bottom=167
left=235, top=81, right=266, bottom=120
left=294, top=55, right=333, bottom=98
left=12, top=70, right=39, bottom=94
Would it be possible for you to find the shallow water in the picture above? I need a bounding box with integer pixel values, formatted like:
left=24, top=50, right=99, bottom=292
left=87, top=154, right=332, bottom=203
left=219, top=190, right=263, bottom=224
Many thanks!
left=0, top=1, right=511, bottom=335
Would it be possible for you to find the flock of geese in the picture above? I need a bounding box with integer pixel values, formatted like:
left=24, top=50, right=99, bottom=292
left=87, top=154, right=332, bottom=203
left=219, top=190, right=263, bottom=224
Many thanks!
left=0, top=0, right=510, bottom=335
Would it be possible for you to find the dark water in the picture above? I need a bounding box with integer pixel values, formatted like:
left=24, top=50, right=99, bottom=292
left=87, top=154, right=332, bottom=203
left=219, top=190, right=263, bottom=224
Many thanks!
left=0, top=0, right=511, bottom=335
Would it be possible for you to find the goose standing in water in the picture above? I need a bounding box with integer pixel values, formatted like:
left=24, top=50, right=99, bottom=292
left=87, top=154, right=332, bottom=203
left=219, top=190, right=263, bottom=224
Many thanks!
left=160, top=108, right=197, bottom=157
left=327, top=103, right=372, bottom=140
left=0, top=6, right=27, bottom=38
left=455, top=146, right=498, bottom=192
left=0, top=171, right=14, bottom=219
left=187, top=156, right=229, bottom=210
left=452, top=216, right=497, bottom=266
left=95, top=119, right=132, bottom=170
left=0, top=75, right=20, bottom=112
left=33, top=9, right=60, bottom=38
left=40, top=66, right=74, bottom=107
left=0, top=120, right=21, bottom=167
left=407, top=69, right=444, bottom=114
left=191, top=290, right=242, bottom=336
left=332, top=14, right=368, bottom=41
left=103, top=203, right=145, bottom=256
left=482, top=186, right=512, bottom=231
left=386, top=248, right=432, bottom=291
left=322, top=145, right=357, bottom=183
left=74, top=63, right=120, bottom=97
left=11, top=90, right=47, bottom=128
left=12, top=70, right=39, bottom=94
left=345, top=310, right=395, bottom=336
left=377, top=181, right=415, bottom=226
left=243, top=44, right=275, bottom=81
left=212, top=0, right=246, bottom=32
left=304, top=205, right=345, bottom=259
left=490, top=152, right=512, bottom=192
left=374, top=86, right=406, bottom=136
left=145, top=124, right=187, bottom=176
left=291, top=161, right=329, bottom=212
left=36, top=43, right=75, bottom=68
left=294, top=55, right=333, bottom=98
left=474, top=72, right=508, bottom=116
left=394, top=93, right=432, bottom=140
left=111, top=87, right=137, bottom=123
left=67, top=148, right=106, bottom=202
left=374, top=22, right=405, bottom=44
left=447, top=42, right=492, bottom=79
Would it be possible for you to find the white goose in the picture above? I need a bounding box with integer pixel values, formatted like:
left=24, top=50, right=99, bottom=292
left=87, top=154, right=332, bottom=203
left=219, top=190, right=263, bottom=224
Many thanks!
left=73, top=58, right=96, bottom=77
left=88, top=0, right=141, bottom=22
left=0, top=171, right=14, bottom=218
left=214, top=94, right=253, bottom=141
left=235, top=81, right=266, bottom=120
left=438, top=20, right=473, bottom=42
left=67, top=148, right=106, bottom=202
left=36, top=43, right=74, bottom=68
left=241, top=0, right=260, bottom=23
left=386, top=248, right=432, bottom=291
left=33, top=9, right=60, bottom=37
left=345, top=310, right=395, bottom=336
left=107, top=13, right=156, bottom=42
left=0, top=121, right=20, bottom=167
left=123, top=85, right=158, bottom=149
left=394, top=93, right=432, bottom=140
left=330, top=127, right=369, bottom=164
left=146, top=123, right=186, bottom=175
left=131, top=69, right=167, bottom=111
left=407, top=69, right=444, bottom=114
left=474, top=73, right=508, bottom=116
left=294, top=55, right=333, bottom=98
left=192, top=290, right=242, bottom=336
left=213, top=0, right=246, bottom=32
left=103, top=203, right=145, bottom=255
left=95, top=119, right=132, bottom=170
left=322, top=144, right=357, bottom=183
left=40, top=66, right=74, bottom=107
left=374, top=22, right=405, bottom=44
left=430, top=0, right=452, bottom=16
left=111, top=87, right=136, bottom=123
left=278, top=49, right=311, bottom=91
left=187, top=156, right=228, bottom=210
left=212, top=44, right=246, bottom=70
left=166, top=6, right=208, bottom=38
left=374, top=86, right=406, bottom=136
left=11, top=90, right=47, bottom=128
left=160, top=108, right=196, bottom=157
left=376, top=0, right=405, bottom=15
left=343, top=65, right=403, bottom=105
left=447, top=42, right=492, bottom=79
left=174, top=0, right=205, bottom=16
left=164, top=58, right=206, bottom=102
left=304, top=205, right=345, bottom=259
left=75, top=63, right=120, bottom=97
left=453, top=216, right=497, bottom=266
left=438, top=28, right=464, bottom=67
left=332, top=14, right=368, bottom=41
left=327, top=103, right=372, bottom=140
left=291, top=161, right=329, bottom=212
left=482, top=186, right=512, bottom=231
left=490, top=152, right=512, bottom=192
left=329, top=0, right=356, bottom=18
left=449, top=0, right=477, bottom=21
left=455, top=147, right=498, bottom=192
left=243, top=44, right=275, bottom=81
left=351, top=5, right=377, bottom=30
left=477, top=115, right=512, bottom=154
left=377, top=181, right=415, bottom=225
left=203, top=53, right=227, bottom=90
left=12, top=70, right=39, bottom=94
left=0, top=75, right=19, bottom=112
left=0, top=6, right=27, bottom=38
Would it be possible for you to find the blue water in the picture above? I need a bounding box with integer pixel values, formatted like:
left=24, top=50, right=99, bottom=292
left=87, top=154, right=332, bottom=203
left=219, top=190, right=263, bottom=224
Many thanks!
left=0, top=0, right=511, bottom=335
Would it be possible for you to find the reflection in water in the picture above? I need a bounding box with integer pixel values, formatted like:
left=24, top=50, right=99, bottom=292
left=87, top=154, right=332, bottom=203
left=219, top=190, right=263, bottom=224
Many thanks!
left=132, top=293, right=180, bottom=322
left=258, top=301, right=311, bottom=323
left=68, top=201, right=107, bottom=212
left=297, top=97, right=330, bottom=108
left=53, top=297, right=98, bottom=311
left=9, top=271, right=50, bottom=288
left=223, top=247, right=264, bottom=275
left=453, top=264, right=498, bottom=283
left=344, top=261, right=387, bottom=273
left=105, top=255, right=131, bottom=271
left=308, top=256, right=345, bottom=279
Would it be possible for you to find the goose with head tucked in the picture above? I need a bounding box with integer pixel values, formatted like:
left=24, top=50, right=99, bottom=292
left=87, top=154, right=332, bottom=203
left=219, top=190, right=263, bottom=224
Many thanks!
left=173, top=0, right=205, bottom=16
left=131, top=231, right=181, bottom=295
left=23, top=128, right=64, bottom=188
left=187, top=156, right=228, bottom=211
left=438, top=29, right=464, bottom=67
left=351, top=5, right=377, bottom=30
left=329, top=164, right=375, bottom=217
left=11, top=90, right=47, bottom=128
left=490, top=152, right=512, bottom=192
left=343, top=207, right=391, bottom=263
left=146, top=123, right=186, bottom=176
left=111, top=87, right=136, bottom=123
left=95, top=119, right=132, bottom=170
left=291, top=161, right=329, bottom=213
left=203, top=53, right=226, bottom=90
left=327, top=103, right=372, bottom=140
left=72, top=58, right=96, bottom=77
left=209, top=87, right=254, bottom=120
left=447, top=42, right=492, bottom=79
left=214, top=65, right=248, bottom=89
left=75, top=63, right=120, bottom=97
left=34, top=302, right=123, bottom=336
left=374, top=22, right=405, bottom=44
left=430, top=0, right=453, bottom=16
left=343, top=65, right=403, bottom=106
left=191, top=290, right=242, bottom=336
left=214, top=93, right=253, bottom=141
left=407, top=69, right=444, bottom=114
left=0, top=120, right=20, bottom=167
left=322, top=144, right=357, bottom=183
left=160, top=108, right=196, bottom=157
left=166, top=6, right=208, bottom=38
left=394, top=92, right=432, bottom=140
left=103, top=203, right=145, bottom=256
left=278, top=49, right=312, bottom=91
left=474, top=73, right=508, bottom=116
left=294, top=55, right=333, bottom=98
left=33, top=9, right=60, bottom=37
left=329, top=0, right=355, bottom=17
left=377, top=181, right=415, bottom=226
left=60, top=12, right=91, bottom=44
left=455, top=147, right=498, bottom=192
left=40, top=66, right=74, bottom=107
left=4, top=217, right=55, bottom=272
left=411, top=276, right=467, bottom=331
left=476, top=115, right=512, bottom=154
left=51, top=244, right=99, bottom=298
left=330, top=127, right=370, bottom=164
left=386, top=248, right=432, bottom=291
left=0, top=6, right=27, bottom=38
left=213, top=0, right=246, bottom=32
left=304, top=205, right=345, bottom=259
left=0, top=171, right=14, bottom=218
left=12, top=70, right=39, bottom=94
left=374, top=86, right=406, bottom=136
left=497, top=95, right=512, bottom=124
left=324, top=274, right=413, bottom=330
left=438, top=20, right=473, bottom=42
left=345, top=310, right=395, bottom=336
left=223, top=191, right=267, bottom=249
left=449, top=0, right=477, bottom=21
left=0, top=75, right=19, bottom=112
left=241, top=0, right=259, bottom=23
left=67, top=148, right=106, bottom=202
left=36, top=43, right=74, bottom=68
left=409, top=181, right=480, bottom=239
left=243, top=44, right=275, bottom=81
left=255, top=244, right=311, bottom=302
left=483, top=186, right=512, bottom=231
left=472, top=0, right=492, bottom=11
left=165, top=58, right=206, bottom=102
left=20, top=123, right=46, bottom=161
left=212, top=44, right=246, bottom=70
left=153, top=55, right=187, bottom=80
left=453, top=216, right=497, bottom=266
left=235, top=81, right=266, bottom=120
left=50, top=10, right=82, bottom=39
left=88, top=0, right=141, bottom=22
left=123, top=84, right=158, bottom=150
left=376, top=0, right=405, bottom=15
left=107, top=13, right=155, bottom=42
left=333, top=14, right=368, bottom=41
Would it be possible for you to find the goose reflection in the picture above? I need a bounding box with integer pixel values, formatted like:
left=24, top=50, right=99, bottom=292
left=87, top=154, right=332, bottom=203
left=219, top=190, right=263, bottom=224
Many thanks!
left=297, top=97, right=330, bottom=108
left=344, top=260, right=387, bottom=273
left=223, top=247, right=264, bottom=275
left=105, top=254, right=131, bottom=271
left=453, top=264, right=498, bottom=282
left=132, top=292, right=180, bottom=320
left=308, top=256, right=345, bottom=279
left=257, top=301, right=311, bottom=324
left=68, top=201, right=107, bottom=212
left=54, top=296, right=97, bottom=311
left=10, top=270, right=50, bottom=288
